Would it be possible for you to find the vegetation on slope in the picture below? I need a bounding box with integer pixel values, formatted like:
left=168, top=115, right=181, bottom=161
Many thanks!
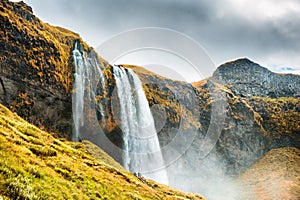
left=247, top=96, right=300, bottom=148
left=0, top=104, right=205, bottom=200
left=238, top=147, right=300, bottom=200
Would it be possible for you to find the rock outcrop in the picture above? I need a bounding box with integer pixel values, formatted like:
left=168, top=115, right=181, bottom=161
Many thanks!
left=247, top=96, right=300, bottom=149
left=213, top=58, right=300, bottom=98
left=0, top=0, right=107, bottom=137
left=123, top=60, right=299, bottom=179
left=125, top=65, right=270, bottom=177
left=121, top=64, right=272, bottom=197
left=212, top=58, right=300, bottom=149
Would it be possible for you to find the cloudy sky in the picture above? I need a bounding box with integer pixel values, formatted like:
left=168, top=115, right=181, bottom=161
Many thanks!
left=21, top=0, right=300, bottom=77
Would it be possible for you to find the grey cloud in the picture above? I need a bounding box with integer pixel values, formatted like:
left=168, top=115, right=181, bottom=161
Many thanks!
left=24, top=0, right=300, bottom=70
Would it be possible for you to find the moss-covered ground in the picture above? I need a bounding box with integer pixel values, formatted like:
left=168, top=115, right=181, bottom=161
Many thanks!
left=0, top=104, right=205, bottom=200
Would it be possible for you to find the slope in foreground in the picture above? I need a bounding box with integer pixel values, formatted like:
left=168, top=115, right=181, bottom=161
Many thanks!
left=0, top=104, right=204, bottom=199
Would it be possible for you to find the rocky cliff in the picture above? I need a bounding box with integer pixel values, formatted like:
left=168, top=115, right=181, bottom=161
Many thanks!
left=131, top=60, right=298, bottom=196
left=0, top=0, right=108, bottom=137
left=126, top=64, right=271, bottom=177
left=213, top=58, right=300, bottom=98
left=212, top=58, right=300, bottom=149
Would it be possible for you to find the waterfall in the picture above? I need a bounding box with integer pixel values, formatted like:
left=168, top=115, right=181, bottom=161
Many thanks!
left=113, top=65, right=169, bottom=185
left=72, top=41, right=105, bottom=141
left=72, top=42, right=168, bottom=185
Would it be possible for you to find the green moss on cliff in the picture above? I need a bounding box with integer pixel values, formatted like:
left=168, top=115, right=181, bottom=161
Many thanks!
left=0, top=0, right=111, bottom=136
left=247, top=96, right=300, bottom=147
left=0, top=0, right=108, bottom=95
left=1, top=0, right=72, bottom=93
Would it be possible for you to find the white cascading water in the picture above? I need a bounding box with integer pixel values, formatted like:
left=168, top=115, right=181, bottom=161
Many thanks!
left=72, top=42, right=85, bottom=141
left=72, top=42, right=168, bottom=185
left=113, top=65, right=169, bottom=185
left=72, top=41, right=105, bottom=141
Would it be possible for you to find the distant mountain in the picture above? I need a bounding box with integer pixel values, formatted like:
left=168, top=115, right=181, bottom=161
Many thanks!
left=213, top=58, right=300, bottom=98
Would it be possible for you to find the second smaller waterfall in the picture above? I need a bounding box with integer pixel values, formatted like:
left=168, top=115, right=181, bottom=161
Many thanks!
left=113, top=65, right=168, bottom=185
left=72, top=41, right=106, bottom=141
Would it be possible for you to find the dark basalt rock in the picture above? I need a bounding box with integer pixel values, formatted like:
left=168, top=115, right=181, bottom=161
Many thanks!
left=12, top=1, right=37, bottom=23
left=212, top=58, right=300, bottom=149
left=213, top=58, right=300, bottom=98
left=0, top=0, right=101, bottom=137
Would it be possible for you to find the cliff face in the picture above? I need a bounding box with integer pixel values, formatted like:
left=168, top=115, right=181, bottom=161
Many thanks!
left=0, top=0, right=107, bottom=137
left=124, top=65, right=201, bottom=132
left=125, top=59, right=298, bottom=178
left=212, top=58, right=300, bottom=149
left=112, top=65, right=268, bottom=179
left=123, top=65, right=272, bottom=196
left=247, top=97, right=300, bottom=148
left=196, top=80, right=270, bottom=175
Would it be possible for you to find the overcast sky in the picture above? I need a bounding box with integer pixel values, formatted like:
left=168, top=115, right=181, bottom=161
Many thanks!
left=21, top=0, right=300, bottom=77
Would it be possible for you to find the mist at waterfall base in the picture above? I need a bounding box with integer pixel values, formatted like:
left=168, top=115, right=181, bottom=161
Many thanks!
left=166, top=149, right=244, bottom=199
left=71, top=43, right=246, bottom=199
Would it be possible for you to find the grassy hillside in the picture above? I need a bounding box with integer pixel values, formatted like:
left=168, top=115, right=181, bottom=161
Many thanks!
left=0, top=104, right=205, bottom=200
left=238, top=147, right=300, bottom=200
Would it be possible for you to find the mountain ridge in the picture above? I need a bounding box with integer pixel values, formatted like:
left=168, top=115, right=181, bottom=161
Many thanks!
left=212, top=58, right=300, bottom=98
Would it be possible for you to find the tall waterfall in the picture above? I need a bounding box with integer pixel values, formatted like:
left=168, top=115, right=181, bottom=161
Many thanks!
left=72, top=41, right=105, bottom=141
left=113, top=66, right=168, bottom=185
left=72, top=42, right=168, bottom=185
